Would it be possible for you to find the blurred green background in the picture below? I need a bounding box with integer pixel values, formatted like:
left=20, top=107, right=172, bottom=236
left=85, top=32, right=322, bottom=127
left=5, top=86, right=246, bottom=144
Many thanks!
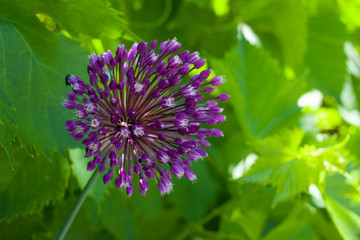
left=1, top=0, right=360, bottom=239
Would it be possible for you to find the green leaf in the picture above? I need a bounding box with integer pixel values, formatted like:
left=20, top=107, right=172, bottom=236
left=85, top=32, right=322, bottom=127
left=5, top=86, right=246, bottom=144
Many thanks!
left=43, top=186, right=114, bottom=240
left=325, top=196, right=360, bottom=240
left=69, top=148, right=108, bottom=205
left=337, top=0, right=360, bottom=31
left=210, top=40, right=303, bottom=138
left=5, top=0, right=139, bottom=43
left=0, top=214, right=51, bottom=239
left=0, top=2, right=89, bottom=158
left=36, top=0, right=140, bottom=42
left=207, top=110, right=247, bottom=176
left=0, top=87, right=16, bottom=171
left=0, top=142, right=70, bottom=221
left=128, top=180, right=164, bottom=217
left=239, top=0, right=308, bottom=70
left=134, top=209, right=184, bottom=240
left=168, top=159, right=220, bottom=221
left=242, top=128, right=323, bottom=205
left=125, top=1, right=237, bottom=58
left=100, top=191, right=136, bottom=240
left=308, top=209, right=343, bottom=240
left=325, top=174, right=360, bottom=240
left=261, top=204, right=319, bottom=240
left=219, top=184, right=274, bottom=239
left=305, top=2, right=347, bottom=99
left=344, top=42, right=360, bottom=79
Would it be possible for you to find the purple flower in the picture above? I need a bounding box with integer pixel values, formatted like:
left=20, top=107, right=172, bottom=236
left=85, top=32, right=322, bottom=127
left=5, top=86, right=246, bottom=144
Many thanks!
left=63, top=39, right=229, bottom=196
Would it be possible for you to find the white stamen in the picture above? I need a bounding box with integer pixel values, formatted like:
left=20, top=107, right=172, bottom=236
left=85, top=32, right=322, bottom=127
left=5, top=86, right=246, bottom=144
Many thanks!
left=189, top=87, right=196, bottom=96
left=91, top=119, right=99, bottom=128
left=76, top=110, right=83, bottom=118
left=120, top=128, right=130, bottom=139
left=75, top=125, right=84, bottom=133
left=85, top=103, right=95, bottom=112
left=173, top=55, right=182, bottom=65
left=179, top=119, right=189, bottom=127
left=134, top=127, right=145, bottom=137
left=151, top=53, right=158, bottom=62
left=166, top=97, right=175, bottom=107
left=72, top=82, right=79, bottom=90
left=134, top=82, right=144, bottom=92
left=162, top=155, right=170, bottom=163
left=89, top=143, right=98, bottom=151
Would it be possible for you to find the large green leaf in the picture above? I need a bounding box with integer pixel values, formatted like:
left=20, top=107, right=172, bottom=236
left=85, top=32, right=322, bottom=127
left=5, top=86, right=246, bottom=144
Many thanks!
left=219, top=184, right=274, bottom=239
left=210, top=40, right=303, bottom=137
left=242, top=128, right=352, bottom=205
left=206, top=110, right=247, bottom=177
left=242, top=129, right=323, bottom=205
left=38, top=0, right=139, bottom=42
left=238, top=0, right=308, bottom=70
left=308, top=210, right=343, bottom=240
left=0, top=214, right=51, bottom=239
left=325, top=174, right=360, bottom=240
left=134, top=209, right=183, bottom=240
left=4, top=0, right=139, bottom=43
left=0, top=2, right=89, bottom=158
left=261, top=204, right=319, bottom=240
left=167, top=159, right=220, bottom=221
left=305, top=2, right=347, bottom=99
left=0, top=88, right=16, bottom=171
left=0, top=142, right=70, bottom=221
left=123, top=0, right=237, bottom=58
left=100, top=191, right=136, bottom=240
left=325, top=196, right=360, bottom=240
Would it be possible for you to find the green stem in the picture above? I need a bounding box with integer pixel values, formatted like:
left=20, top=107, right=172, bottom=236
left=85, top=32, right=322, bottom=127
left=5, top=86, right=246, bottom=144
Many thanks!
left=56, top=168, right=100, bottom=240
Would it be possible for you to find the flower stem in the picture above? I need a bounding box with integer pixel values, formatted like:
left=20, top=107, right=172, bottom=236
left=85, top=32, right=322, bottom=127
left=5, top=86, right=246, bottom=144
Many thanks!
left=56, top=168, right=100, bottom=240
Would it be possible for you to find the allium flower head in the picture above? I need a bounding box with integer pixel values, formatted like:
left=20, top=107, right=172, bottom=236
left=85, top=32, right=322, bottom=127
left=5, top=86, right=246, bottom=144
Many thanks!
left=63, top=38, right=230, bottom=196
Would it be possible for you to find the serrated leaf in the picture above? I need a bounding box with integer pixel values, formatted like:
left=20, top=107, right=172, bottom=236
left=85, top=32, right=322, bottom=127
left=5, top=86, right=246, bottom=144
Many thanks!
left=242, top=128, right=323, bottom=205
left=0, top=2, right=89, bottom=158
left=0, top=88, right=16, bottom=171
left=35, top=0, right=140, bottom=42
left=240, top=0, right=308, bottom=70
left=249, top=128, right=305, bottom=155
left=0, top=142, right=70, bottom=221
left=210, top=40, right=303, bottom=137
left=0, top=214, right=50, bottom=239
left=69, top=148, right=108, bottom=205
left=126, top=1, right=236, bottom=58
left=305, top=2, right=347, bottom=99
left=4, top=0, right=139, bottom=43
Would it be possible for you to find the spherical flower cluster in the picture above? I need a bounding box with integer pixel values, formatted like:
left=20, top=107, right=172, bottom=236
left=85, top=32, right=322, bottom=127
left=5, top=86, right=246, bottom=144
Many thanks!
left=63, top=38, right=229, bottom=196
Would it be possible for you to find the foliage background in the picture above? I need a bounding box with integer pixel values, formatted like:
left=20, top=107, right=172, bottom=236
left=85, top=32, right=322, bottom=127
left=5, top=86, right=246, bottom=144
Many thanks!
left=1, top=0, right=360, bottom=239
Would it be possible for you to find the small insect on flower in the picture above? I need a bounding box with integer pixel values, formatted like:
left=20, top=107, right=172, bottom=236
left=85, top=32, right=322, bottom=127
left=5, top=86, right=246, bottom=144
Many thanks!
left=138, top=158, right=149, bottom=167
left=65, top=74, right=71, bottom=86
left=63, top=38, right=229, bottom=196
